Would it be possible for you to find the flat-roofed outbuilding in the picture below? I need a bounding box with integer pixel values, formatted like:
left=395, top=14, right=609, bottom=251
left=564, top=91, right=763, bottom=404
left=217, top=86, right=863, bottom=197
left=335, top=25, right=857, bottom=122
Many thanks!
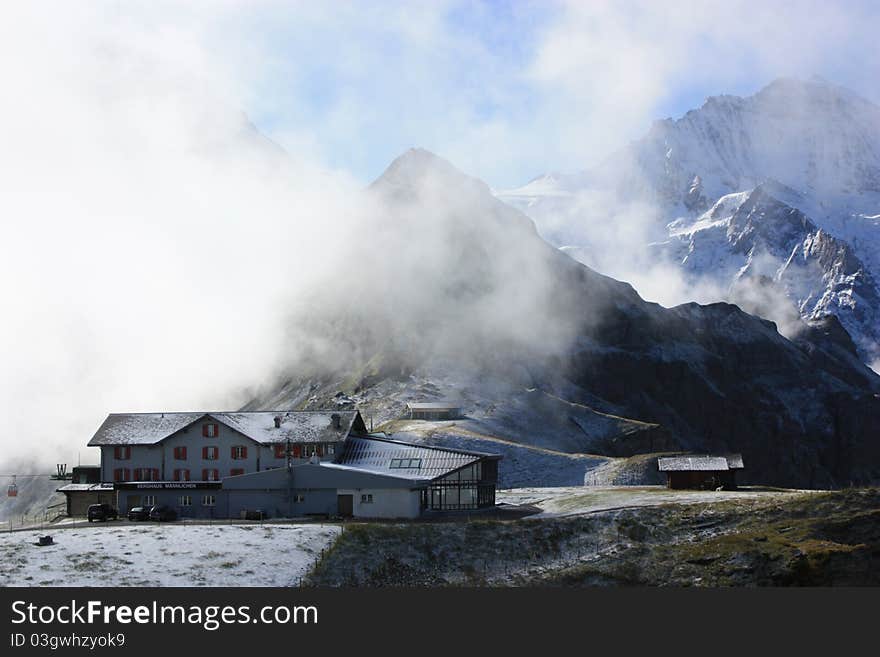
left=406, top=402, right=462, bottom=421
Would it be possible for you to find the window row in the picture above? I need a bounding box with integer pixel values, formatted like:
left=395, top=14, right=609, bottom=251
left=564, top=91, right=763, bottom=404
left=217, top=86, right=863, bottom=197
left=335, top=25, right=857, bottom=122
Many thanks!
left=389, top=458, right=422, bottom=469
left=113, top=468, right=159, bottom=482
left=421, top=483, right=496, bottom=510
left=178, top=495, right=215, bottom=507
left=112, top=468, right=247, bottom=482
left=115, top=443, right=338, bottom=461
left=272, top=443, right=335, bottom=459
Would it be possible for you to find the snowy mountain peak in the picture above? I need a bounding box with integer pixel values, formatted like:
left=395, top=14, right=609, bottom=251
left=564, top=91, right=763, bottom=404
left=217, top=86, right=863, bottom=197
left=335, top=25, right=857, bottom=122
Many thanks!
left=498, top=77, right=880, bottom=368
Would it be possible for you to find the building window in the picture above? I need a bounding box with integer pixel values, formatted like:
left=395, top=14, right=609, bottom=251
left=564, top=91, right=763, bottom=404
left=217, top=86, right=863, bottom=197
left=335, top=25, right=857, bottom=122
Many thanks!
left=202, top=495, right=216, bottom=507
left=231, top=445, right=248, bottom=460
left=202, top=423, right=219, bottom=438
left=202, top=469, right=219, bottom=481
left=389, top=458, right=422, bottom=469
left=173, top=469, right=190, bottom=481
left=179, top=495, right=192, bottom=507
left=229, top=468, right=244, bottom=477
left=113, top=468, right=131, bottom=482
left=173, top=446, right=187, bottom=460
left=273, top=444, right=286, bottom=459
left=134, top=468, right=159, bottom=482
left=360, top=494, right=373, bottom=504
left=202, top=446, right=219, bottom=460
left=293, top=494, right=305, bottom=503
left=113, top=446, right=131, bottom=460
left=327, top=444, right=335, bottom=455
left=143, top=495, right=156, bottom=506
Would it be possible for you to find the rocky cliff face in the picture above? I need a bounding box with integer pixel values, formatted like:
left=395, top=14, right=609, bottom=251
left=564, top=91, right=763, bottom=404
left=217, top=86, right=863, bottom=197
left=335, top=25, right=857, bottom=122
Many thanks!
left=248, top=149, right=880, bottom=488
left=660, top=186, right=880, bottom=363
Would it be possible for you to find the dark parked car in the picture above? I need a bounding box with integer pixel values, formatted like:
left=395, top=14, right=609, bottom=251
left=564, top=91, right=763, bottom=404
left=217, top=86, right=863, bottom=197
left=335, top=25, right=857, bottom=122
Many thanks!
left=127, top=506, right=152, bottom=521
left=87, top=503, right=118, bottom=522
left=149, top=505, right=178, bottom=522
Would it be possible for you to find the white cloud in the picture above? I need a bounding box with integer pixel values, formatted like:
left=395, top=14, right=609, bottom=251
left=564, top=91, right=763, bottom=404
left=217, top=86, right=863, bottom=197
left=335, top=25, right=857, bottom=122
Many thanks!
left=0, top=4, right=364, bottom=466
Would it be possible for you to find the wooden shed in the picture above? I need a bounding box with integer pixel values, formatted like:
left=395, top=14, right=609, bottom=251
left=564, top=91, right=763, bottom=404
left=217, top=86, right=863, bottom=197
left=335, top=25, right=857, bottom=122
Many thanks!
left=657, top=454, right=744, bottom=490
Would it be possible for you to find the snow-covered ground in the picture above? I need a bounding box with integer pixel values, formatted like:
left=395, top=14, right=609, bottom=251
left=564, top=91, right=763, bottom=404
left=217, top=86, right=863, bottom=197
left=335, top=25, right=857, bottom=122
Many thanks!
left=0, top=523, right=340, bottom=587
left=498, top=485, right=811, bottom=518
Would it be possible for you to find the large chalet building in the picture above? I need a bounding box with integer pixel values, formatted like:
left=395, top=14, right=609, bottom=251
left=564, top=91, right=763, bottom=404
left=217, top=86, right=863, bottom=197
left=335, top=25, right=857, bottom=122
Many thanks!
left=59, top=410, right=500, bottom=520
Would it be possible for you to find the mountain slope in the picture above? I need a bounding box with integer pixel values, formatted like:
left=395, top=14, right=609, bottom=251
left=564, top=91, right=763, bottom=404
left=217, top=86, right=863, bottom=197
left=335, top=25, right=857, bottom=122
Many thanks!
left=248, top=149, right=880, bottom=488
left=499, top=78, right=880, bottom=365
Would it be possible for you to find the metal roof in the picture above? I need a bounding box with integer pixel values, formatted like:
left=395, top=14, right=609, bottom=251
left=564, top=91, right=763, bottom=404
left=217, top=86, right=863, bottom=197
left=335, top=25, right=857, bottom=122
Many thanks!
left=657, top=456, right=730, bottom=472
left=87, top=411, right=364, bottom=446
left=56, top=483, right=114, bottom=492
left=407, top=402, right=462, bottom=410
left=221, top=463, right=428, bottom=490
left=725, top=454, right=745, bottom=469
left=336, top=436, right=496, bottom=481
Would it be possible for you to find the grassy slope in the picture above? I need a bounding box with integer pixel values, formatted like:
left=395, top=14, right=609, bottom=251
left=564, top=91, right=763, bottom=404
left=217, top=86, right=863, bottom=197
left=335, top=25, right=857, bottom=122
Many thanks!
left=307, top=489, right=879, bottom=587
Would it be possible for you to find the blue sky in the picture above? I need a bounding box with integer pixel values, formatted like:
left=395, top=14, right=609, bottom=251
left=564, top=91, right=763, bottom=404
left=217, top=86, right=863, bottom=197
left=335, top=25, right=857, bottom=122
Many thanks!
left=202, top=1, right=880, bottom=188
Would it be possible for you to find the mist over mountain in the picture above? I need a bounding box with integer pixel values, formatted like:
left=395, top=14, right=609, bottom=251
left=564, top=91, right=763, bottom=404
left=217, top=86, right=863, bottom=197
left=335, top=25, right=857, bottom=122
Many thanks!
left=499, top=77, right=880, bottom=368
left=249, top=148, right=880, bottom=489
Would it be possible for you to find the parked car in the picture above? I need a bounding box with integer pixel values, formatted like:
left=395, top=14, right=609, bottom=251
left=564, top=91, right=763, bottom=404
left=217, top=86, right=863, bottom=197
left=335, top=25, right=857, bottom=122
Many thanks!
left=127, top=506, right=152, bottom=521
left=87, top=503, right=118, bottom=522
left=149, top=505, right=178, bottom=522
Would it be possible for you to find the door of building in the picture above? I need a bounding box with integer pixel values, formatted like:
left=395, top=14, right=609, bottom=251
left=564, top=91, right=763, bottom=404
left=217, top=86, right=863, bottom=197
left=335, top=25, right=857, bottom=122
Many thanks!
left=337, top=494, right=353, bottom=517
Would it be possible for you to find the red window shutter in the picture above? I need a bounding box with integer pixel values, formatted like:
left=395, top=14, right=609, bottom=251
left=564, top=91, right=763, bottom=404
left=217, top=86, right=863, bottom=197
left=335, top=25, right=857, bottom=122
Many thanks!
left=202, top=446, right=208, bottom=459
left=123, top=468, right=130, bottom=481
left=202, top=424, right=208, bottom=437
left=152, top=468, right=159, bottom=481
left=213, top=469, right=219, bottom=481
left=185, top=469, right=190, bottom=481
left=133, top=469, right=141, bottom=482
left=274, top=445, right=284, bottom=458
left=231, top=446, right=236, bottom=460
left=242, top=446, right=247, bottom=459
left=114, top=447, right=120, bottom=459
left=316, top=445, right=323, bottom=457
left=213, top=423, right=219, bottom=436
left=201, top=469, right=207, bottom=481
left=173, top=469, right=179, bottom=481
left=124, top=446, right=130, bottom=460
left=181, top=446, right=187, bottom=459
left=292, top=445, right=301, bottom=458
left=114, top=468, right=121, bottom=482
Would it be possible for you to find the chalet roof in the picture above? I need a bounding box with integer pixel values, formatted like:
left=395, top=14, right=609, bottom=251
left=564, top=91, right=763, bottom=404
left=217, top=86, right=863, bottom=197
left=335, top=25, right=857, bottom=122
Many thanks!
left=87, top=411, right=364, bottom=447
left=657, top=456, right=731, bottom=472
left=335, top=435, right=497, bottom=481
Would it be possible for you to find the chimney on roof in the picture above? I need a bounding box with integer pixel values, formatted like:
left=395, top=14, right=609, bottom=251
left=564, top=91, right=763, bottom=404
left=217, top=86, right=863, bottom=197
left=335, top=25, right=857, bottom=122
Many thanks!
left=273, top=415, right=282, bottom=429
left=331, top=413, right=341, bottom=430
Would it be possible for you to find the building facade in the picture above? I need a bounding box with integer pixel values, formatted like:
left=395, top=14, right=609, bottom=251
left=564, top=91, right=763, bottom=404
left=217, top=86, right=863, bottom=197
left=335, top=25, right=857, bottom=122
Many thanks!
left=61, top=410, right=500, bottom=520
